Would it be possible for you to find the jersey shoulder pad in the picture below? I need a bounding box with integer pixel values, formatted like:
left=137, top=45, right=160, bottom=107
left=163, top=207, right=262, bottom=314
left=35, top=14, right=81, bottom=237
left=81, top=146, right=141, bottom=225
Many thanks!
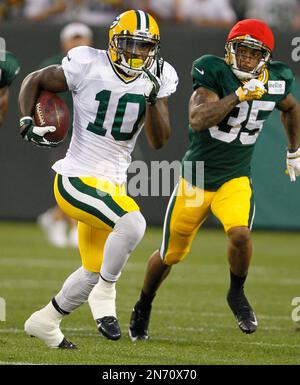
left=268, top=60, right=295, bottom=95
left=192, top=55, right=224, bottom=94
left=158, top=60, right=178, bottom=98
left=62, top=47, right=102, bottom=91
left=193, top=54, right=224, bottom=70
left=162, top=60, right=177, bottom=75
left=268, top=60, right=294, bottom=82
left=66, top=46, right=100, bottom=65
left=162, top=60, right=178, bottom=84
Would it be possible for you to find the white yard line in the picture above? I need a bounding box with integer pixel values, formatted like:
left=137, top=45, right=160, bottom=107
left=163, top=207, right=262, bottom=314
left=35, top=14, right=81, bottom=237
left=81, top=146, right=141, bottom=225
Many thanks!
left=0, top=361, right=48, bottom=365
left=0, top=257, right=77, bottom=269
left=0, top=279, right=61, bottom=289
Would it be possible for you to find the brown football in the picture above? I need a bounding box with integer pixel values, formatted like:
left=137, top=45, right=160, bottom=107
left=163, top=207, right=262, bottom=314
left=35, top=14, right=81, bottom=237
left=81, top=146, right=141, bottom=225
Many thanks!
left=34, top=91, right=70, bottom=142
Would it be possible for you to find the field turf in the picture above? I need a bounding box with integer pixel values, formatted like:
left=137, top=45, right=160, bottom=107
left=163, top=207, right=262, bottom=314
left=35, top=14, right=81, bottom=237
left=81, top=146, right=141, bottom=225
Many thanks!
left=0, top=223, right=299, bottom=365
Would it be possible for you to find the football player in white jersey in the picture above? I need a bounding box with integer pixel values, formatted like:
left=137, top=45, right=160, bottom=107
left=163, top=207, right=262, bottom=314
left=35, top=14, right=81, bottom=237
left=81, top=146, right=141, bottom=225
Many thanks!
left=19, top=10, right=178, bottom=349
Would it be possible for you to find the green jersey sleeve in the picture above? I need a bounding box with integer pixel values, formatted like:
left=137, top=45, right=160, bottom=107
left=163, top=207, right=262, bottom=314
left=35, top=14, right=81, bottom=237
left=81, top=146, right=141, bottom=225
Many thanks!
left=268, top=61, right=295, bottom=102
left=0, top=51, right=20, bottom=87
left=284, top=65, right=295, bottom=95
left=191, top=55, right=224, bottom=95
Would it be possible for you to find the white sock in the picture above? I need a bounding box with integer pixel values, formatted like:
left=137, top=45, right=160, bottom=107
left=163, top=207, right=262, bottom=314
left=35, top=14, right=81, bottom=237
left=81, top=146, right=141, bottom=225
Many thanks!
left=88, top=278, right=116, bottom=320
left=40, top=301, right=64, bottom=324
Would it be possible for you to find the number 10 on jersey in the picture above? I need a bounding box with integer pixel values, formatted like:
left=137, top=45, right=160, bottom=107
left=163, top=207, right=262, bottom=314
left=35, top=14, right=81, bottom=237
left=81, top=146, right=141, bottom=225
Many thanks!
left=87, top=90, right=145, bottom=141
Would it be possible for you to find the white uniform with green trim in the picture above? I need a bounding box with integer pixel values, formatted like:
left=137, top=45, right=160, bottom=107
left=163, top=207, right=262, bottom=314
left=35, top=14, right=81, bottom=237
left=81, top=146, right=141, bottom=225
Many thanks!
left=52, top=46, right=178, bottom=184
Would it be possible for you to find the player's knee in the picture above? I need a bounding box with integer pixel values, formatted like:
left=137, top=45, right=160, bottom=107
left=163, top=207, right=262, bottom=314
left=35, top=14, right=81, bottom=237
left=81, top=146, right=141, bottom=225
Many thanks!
left=163, top=248, right=189, bottom=266
left=82, top=267, right=100, bottom=285
left=115, top=211, right=146, bottom=246
left=228, top=226, right=251, bottom=248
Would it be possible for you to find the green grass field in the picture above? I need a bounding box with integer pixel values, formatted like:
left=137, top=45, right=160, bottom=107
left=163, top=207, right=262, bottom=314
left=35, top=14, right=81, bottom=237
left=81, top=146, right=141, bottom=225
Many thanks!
left=0, top=222, right=300, bottom=365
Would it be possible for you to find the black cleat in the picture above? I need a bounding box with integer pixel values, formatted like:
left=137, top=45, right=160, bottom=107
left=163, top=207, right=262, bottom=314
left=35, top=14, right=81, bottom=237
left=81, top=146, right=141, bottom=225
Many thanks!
left=227, top=290, right=258, bottom=334
left=58, top=338, right=77, bottom=349
left=128, top=305, right=151, bottom=341
left=96, top=316, right=121, bottom=341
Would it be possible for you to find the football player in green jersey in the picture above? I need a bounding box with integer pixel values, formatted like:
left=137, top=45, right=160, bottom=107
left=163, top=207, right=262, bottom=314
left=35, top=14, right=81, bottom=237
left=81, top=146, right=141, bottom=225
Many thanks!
left=129, top=19, right=300, bottom=340
left=0, top=50, right=20, bottom=126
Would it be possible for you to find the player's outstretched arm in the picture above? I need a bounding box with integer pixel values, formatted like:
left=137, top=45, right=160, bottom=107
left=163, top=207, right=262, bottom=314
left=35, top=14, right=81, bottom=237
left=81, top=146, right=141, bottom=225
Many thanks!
left=278, top=94, right=300, bottom=182
left=278, top=94, right=300, bottom=151
left=144, top=97, right=171, bottom=149
left=19, top=65, right=68, bottom=121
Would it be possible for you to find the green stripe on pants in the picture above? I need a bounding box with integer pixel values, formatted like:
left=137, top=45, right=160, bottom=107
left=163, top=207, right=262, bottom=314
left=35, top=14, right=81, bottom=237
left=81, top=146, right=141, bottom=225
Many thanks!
left=57, top=175, right=115, bottom=228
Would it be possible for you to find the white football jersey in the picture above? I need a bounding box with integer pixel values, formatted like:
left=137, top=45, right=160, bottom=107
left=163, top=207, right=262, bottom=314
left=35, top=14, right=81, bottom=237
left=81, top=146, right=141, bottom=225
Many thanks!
left=52, top=46, right=178, bottom=184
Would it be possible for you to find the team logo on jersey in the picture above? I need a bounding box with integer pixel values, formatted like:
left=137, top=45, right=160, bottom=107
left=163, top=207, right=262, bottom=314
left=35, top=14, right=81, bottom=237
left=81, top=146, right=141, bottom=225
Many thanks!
left=195, top=67, right=204, bottom=75
left=267, top=80, right=285, bottom=94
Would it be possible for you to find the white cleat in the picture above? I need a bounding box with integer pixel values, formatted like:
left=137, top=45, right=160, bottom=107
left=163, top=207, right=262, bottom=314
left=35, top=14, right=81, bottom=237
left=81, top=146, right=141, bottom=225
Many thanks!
left=24, top=310, right=65, bottom=348
left=24, top=302, right=77, bottom=349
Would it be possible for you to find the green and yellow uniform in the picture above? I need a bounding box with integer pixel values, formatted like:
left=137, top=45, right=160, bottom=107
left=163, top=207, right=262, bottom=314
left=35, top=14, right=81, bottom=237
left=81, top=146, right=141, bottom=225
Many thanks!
left=161, top=55, right=294, bottom=265
left=183, top=54, right=293, bottom=190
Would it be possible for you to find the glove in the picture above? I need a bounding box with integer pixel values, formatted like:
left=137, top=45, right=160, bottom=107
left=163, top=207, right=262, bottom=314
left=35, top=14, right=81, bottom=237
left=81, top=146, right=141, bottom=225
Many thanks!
left=286, top=148, right=300, bottom=182
left=143, top=58, right=163, bottom=105
left=235, top=79, right=267, bottom=102
left=20, top=116, right=59, bottom=148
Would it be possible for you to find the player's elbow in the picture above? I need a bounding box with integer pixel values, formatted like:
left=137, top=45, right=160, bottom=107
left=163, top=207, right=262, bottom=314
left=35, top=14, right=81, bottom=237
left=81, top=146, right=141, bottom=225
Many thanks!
left=149, top=138, right=166, bottom=150
left=21, top=67, right=55, bottom=91
left=20, top=71, right=42, bottom=93
left=147, top=125, right=170, bottom=149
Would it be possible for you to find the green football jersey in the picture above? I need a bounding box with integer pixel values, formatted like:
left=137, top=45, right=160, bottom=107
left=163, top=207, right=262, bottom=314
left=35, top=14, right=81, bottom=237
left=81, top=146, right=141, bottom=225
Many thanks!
left=0, top=51, right=20, bottom=88
left=182, top=54, right=294, bottom=190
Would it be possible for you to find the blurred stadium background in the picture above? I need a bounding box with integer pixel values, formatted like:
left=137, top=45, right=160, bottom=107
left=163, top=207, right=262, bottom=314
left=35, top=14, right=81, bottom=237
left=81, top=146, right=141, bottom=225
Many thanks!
left=0, top=0, right=300, bottom=365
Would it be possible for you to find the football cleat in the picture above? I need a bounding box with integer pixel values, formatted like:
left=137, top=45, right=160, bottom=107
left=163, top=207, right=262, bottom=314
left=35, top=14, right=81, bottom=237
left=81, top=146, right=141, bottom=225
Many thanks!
left=128, top=304, right=151, bottom=341
left=96, top=316, right=121, bottom=341
left=58, top=338, right=77, bottom=349
left=24, top=310, right=76, bottom=349
left=227, top=290, right=258, bottom=334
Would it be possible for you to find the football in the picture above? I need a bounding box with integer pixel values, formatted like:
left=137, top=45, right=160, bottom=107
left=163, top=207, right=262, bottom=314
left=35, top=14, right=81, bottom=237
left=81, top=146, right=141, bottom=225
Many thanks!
left=34, top=91, right=70, bottom=142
